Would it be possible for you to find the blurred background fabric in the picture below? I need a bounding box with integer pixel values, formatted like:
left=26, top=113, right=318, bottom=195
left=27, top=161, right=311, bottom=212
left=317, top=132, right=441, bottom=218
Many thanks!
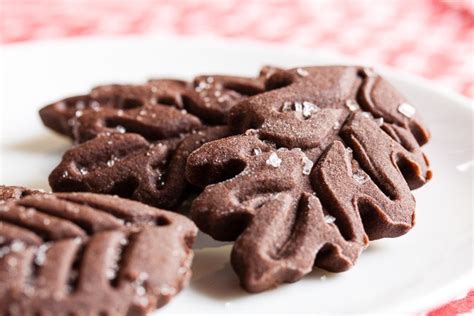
left=1, top=0, right=473, bottom=98
left=0, top=0, right=473, bottom=314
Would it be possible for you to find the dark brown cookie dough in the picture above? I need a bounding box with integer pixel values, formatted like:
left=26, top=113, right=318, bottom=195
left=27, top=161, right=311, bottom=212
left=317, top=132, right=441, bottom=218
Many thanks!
left=187, top=66, right=432, bottom=292
left=49, top=126, right=230, bottom=209
left=0, top=188, right=197, bottom=315
left=39, top=75, right=266, bottom=142
left=42, top=73, right=267, bottom=209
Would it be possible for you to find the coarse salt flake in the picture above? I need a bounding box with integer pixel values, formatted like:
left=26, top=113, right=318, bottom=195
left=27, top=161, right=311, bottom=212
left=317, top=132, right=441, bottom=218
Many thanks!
left=398, top=102, right=416, bottom=118
left=296, top=68, right=309, bottom=77
left=302, top=101, right=319, bottom=118
left=34, top=244, right=50, bottom=266
left=353, top=170, right=369, bottom=184
left=302, top=156, right=314, bottom=175
left=266, top=153, right=282, bottom=168
left=324, top=215, right=336, bottom=224
left=115, top=125, right=126, bottom=134
left=253, top=148, right=262, bottom=156
left=281, top=101, right=293, bottom=112
left=11, top=240, right=25, bottom=252
left=345, top=100, right=360, bottom=112
left=374, top=117, right=384, bottom=126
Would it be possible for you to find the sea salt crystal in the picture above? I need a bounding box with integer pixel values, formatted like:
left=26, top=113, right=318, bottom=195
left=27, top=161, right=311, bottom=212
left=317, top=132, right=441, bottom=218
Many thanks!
left=90, top=101, right=101, bottom=111
left=302, top=156, right=314, bottom=175
left=136, top=285, right=146, bottom=296
left=266, top=153, right=282, bottom=168
left=105, top=244, right=123, bottom=280
left=76, top=100, right=86, bottom=110
left=11, top=240, right=25, bottom=252
left=333, top=121, right=341, bottom=130
left=281, top=101, right=293, bottom=112
left=119, top=237, right=128, bottom=246
left=0, top=246, right=10, bottom=257
left=62, top=170, right=69, bottom=178
left=132, top=272, right=149, bottom=304
left=117, top=110, right=124, bottom=116
left=115, top=125, right=126, bottom=133
left=296, top=68, right=309, bottom=77
left=253, top=148, right=262, bottom=156
left=345, top=99, right=360, bottom=112
left=302, top=101, right=319, bottom=118
left=160, top=285, right=176, bottom=296
left=107, top=155, right=119, bottom=167
left=294, top=101, right=303, bottom=113
left=374, top=117, right=384, bottom=126
left=206, top=77, right=214, bottom=84
left=106, top=266, right=117, bottom=280
left=353, top=170, right=369, bottom=184
left=361, top=111, right=373, bottom=119
left=324, top=215, right=336, bottom=224
left=137, top=272, right=148, bottom=281
left=244, top=129, right=258, bottom=136
left=79, top=167, right=88, bottom=175
left=136, top=296, right=149, bottom=306
left=398, top=102, right=416, bottom=118
left=34, top=244, right=50, bottom=266
left=43, top=218, right=51, bottom=226
left=75, top=110, right=83, bottom=118
left=196, top=81, right=209, bottom=91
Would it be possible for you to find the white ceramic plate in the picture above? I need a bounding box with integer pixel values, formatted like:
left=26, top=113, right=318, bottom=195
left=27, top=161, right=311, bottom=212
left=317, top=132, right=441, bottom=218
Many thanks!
left=1, top=35, right=472, bottom=314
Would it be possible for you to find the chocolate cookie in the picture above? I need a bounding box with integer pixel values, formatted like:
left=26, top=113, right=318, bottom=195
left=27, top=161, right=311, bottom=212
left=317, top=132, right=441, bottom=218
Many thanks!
left=42, top=73, right=268, bottom=208
left=0, top=188, right=197, bottom=315
left=39, top=75, right=266, bottom=142
left=49, top=126, right=230, bottom=209
left=186, top=66, right=432, bottom=292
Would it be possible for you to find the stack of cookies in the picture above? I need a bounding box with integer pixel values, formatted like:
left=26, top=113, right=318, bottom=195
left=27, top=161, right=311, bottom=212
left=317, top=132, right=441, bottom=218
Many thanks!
left=0, top=66, right=432, bottom=314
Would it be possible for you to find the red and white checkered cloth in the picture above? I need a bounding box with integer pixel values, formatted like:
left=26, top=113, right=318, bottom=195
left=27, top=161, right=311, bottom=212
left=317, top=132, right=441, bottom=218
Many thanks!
left=1, top=0, right=473, bottom=314
left=2, top=0, right=473, bottom=98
